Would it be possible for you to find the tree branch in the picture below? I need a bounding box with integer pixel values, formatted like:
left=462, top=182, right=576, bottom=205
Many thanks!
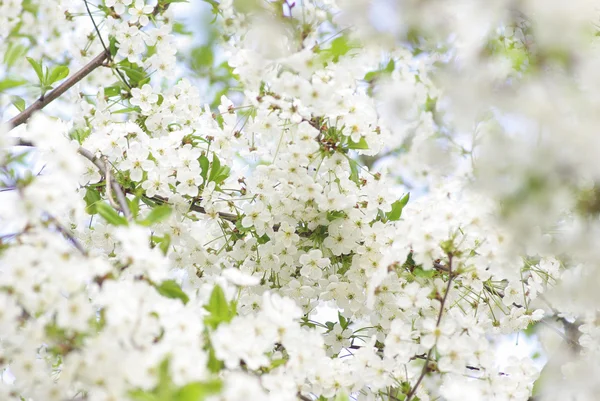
left=8, top=50, right=109, bottom=129
left=77, top=147, right=132, bottom=220
left=405, top=253, right=455, bottom=401
left=45, top=214, right=88, bottom=256
left=149, top=194, right=238, bottom=223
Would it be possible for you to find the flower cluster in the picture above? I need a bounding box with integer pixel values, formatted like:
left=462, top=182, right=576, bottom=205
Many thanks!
left=1, top=0, right=599, bottom=401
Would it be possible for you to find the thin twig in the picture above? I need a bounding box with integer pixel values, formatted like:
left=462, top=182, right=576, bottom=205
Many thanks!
left=102, top=155, right=122, bottom=211
left=8, top=50, right=109, bottom=129
left=83, top=0, right=131, bottom=89
left=9, top=140, right=233, bottom=224
left=45, top=214, right=88, bottom=256
left=405, top=254, right=455, bottom=401
left=149, top=194, right=238, bottom=223
left=297, top=393, right=313, bottom=401
left=77, top=147, right=132, bottom=220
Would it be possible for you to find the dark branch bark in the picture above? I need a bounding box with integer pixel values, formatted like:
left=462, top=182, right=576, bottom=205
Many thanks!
left=8, top=50, right=109, bottom=129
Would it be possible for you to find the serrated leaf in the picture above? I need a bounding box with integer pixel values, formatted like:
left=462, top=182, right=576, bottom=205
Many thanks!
left=155, top=280, right=189, bottom=305
left=138, top=205, right=172, bottom=226
left=386, top=193, right=410, bottom=221
left=47, top=65, right=69, bottom=85
left=96, top=202, right=128, bottom=226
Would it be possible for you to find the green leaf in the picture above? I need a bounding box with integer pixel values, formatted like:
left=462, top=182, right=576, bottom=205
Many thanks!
left=364, top=70, right=379, bottom=82
left=96, top=202, right=128, bottom=226
left=138, top=205, right=172, bottom=226
left=129, top=390, right=158, bottom=401
left=47, top=65, right=69, bottom=85
left=330, top=36, right=351, bottom=61
left=155, top=280, right=189, bottom=305
left=104, top=84, right=122, bottom=97
left=71, top=127, right=92, bottom=144
left=4, top=43, right=28, bottom=69
left=176, top=380, right=222, bottom=401
left=190, top=45, right=214, bottom=73
left=213, top=168, right=230, bottom=185
left=413, top=267, right=435, bottom=278
left=109, top=36, right=119, bottom=58
left=335, top=391, right=349, bottom=401
left=338, top=312, right=349, bottom=330
left=26, top=57, right=44, bottom=83
left=348, top=158, right=360, bottom=183
left=84, top=188, right=102, bottom=214
left=207, top=346, right=224, bottom=373
left=112, top=107, right=139, bottom=114
left=384, top=58, right=395, bottom=73
left=204, top=285, right=234, bottom=329
left=0, top=78, right=27, bottom=92
left=11, top=96, right=25, bottom=112
left=173, top=22, right=192, bottom=35
left=386, top=193, right=410, bottom=221
left=327, top=210, right=346, bottom=222
left=129, top=358, right=220, bottom=401
left=199, top=155, right=210, bottom=183
left=128, top=197, right=140, bottom=219
left=347, top=137, right=369, bottom=150
left=119, top=62, right=150, bottom=87
left=158, top=233, right=171, bottom=256
left=208, top=154, right=221, bottom=182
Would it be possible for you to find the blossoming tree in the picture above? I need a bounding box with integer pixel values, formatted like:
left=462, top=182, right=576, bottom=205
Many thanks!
left=1, top=0, right=599, bottom=400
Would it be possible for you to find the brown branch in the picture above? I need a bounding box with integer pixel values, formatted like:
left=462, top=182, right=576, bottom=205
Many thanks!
left=297, top=393, right=313, bottom=401
left=45, top=214, right=88, bottom=256
left=405, top=253, right=455, bottom=401
left=8, top=50, right=109, bottom=129
left=148, top=194, right=238, bottom=223
left=8, top=140, right=236, bottom=224
left=77, top=147, right=132, bottom=220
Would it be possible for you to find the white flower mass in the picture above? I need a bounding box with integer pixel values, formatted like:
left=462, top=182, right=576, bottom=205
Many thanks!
left=0, top=0, right=598, bottom=400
